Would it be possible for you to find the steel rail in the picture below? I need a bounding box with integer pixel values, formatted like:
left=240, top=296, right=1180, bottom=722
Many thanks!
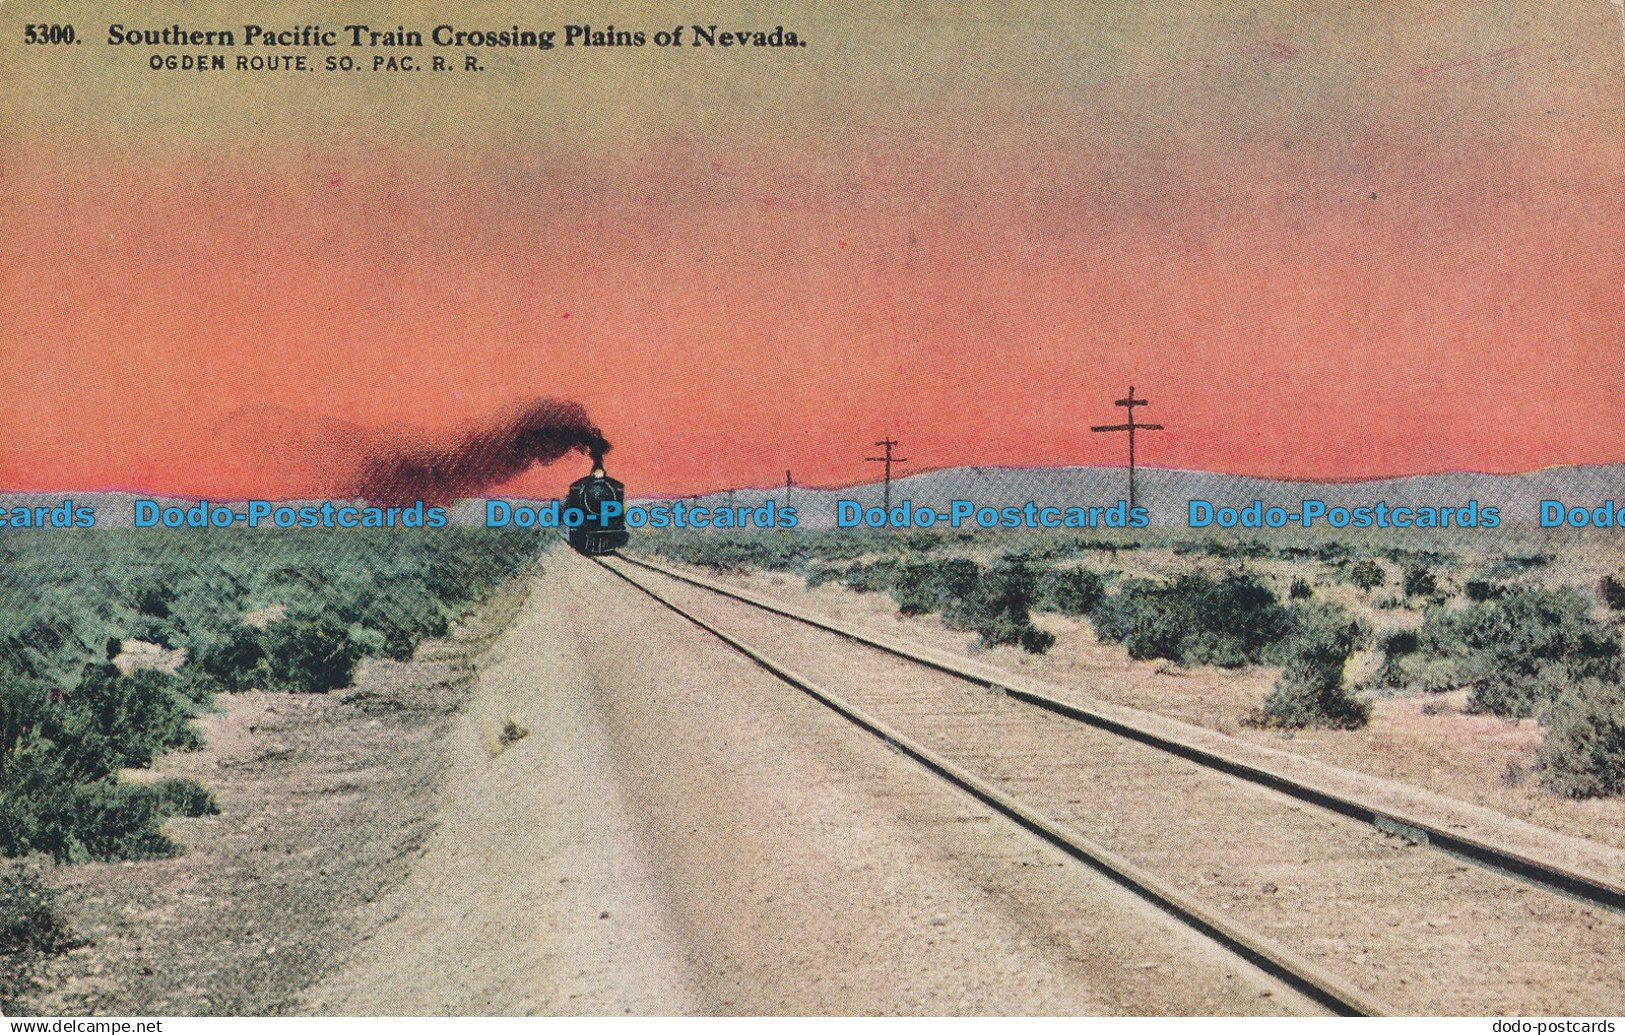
left=608, top=549, right=1625, bottom=915
left=591, top=552, right=1393, bottom=1017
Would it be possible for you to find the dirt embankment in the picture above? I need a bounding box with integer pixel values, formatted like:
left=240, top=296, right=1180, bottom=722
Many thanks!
left=303, top=560, right=698, bottom=1015
left=302, top=552, right=1316, bottom=1016
left=16, top=580, right=531, bottom=1016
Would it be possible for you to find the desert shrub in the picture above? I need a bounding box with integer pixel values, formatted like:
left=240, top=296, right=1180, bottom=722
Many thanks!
left=1366, top=626, right=1468, bottom=695
left=1403, top=565, right=1438, bottom=600
left=646, top=530, right=860, bottom=575
left=1094, top=586, right=1187, bottom=662
left=1272, top=601, right=1371, bottom=660
left=358, top=580, right=448, bottom=661
left=498, top=718, right=530, bottom=748
left=1600, top=574, right=1625, bottom=611
left=1289, top=578, right=1313, bottom=600
left=1534, top=679, right=1625, bottom=798
left=1482, top=553, right=1552, bottom=579
left=317, top=582, right=375, bottom=626
left=44, top=665, right=202, bottom=781
left=1037, top=567, right=1104, bottom=616
left=128, top=579, right=175, bottom=619
left=181, top=622, right=265, bottom=694
left=124, top=614, right=179, bottom=650
left=665, top=539, right=778, bottom=574
left=892, top=560, right=980, bottom=617
left=47, top=781, right=178, bottom=861
left=0, top=758, right=179, bottom=862
left=1381, top=629, right=1418, bottom=656
left=0, top=528, right=541, bottom=862
left=1384, top=589, right=1622, bottom=717
left=164, top=568, right=249, bottom=628
left=1456, top=590, right=1620, bottom=718
left=804, top=565, right=842, bottom=589
left=260, top=607, right=364, bottom=694
left=0, top=865, right=78, bottom=1010
left=1279, top=543, right=1353, bottom=563
left=1189, top=539, right=1269, bottom=559
left=1053, top=537, right=1138, bottom=556
left=958, top=559, right=1054, bottom=654
left=0, top=754, right=53, bottom=858
left=840, top=560, right=902, bottom=595
left=846, top=557, right=1056, bottom=653
left=0, top=752, right=215, bottom=862
left=156, top=778, right=219, bottom=818
left=1093, top=571, right=1289, bottom=668
left=1465, top=579, right=1509, bottom=602
left=1370, top=654, right=1464, bottom=695
left=1252, top=603, right=1371, bottom=729
left=1017, top=627, right=1056, bottom=653
left=0, top=667, right=51, bottom=773
left=0, top=603, right=112, bottom=690
left=1473, top=666, right=1578, bottom=717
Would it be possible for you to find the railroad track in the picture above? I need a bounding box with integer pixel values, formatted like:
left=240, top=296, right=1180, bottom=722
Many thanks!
left=608, top=551, right=1625, bottom=913
left=586, top=549, right=1625, bottom=1017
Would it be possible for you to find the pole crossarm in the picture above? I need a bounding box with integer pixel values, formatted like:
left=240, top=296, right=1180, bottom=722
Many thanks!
left=866, top=438, right=907, bottom=510
left=1089, top=386, right=1164, bottom=510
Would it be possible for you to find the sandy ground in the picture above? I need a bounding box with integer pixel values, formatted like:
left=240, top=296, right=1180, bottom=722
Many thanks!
left=694, top=565, right=1625, bottom=853
left=615, top=558, right=1625, bottom=1016
left=27, top=673, right=463, bottom=1014
left=18, top=583, right=529, bottom=1016
left=32, top=544, right=1617, bottom=1016
left=308, top=549, right=1322, bottom=1015
left=304, top=557, right=693, bottom=1014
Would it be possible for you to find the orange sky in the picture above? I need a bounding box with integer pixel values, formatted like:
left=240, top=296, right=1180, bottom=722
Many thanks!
left=2, top=1, right=1622, bottom=498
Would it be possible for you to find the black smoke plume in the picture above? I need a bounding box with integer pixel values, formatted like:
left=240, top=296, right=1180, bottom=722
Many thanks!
left=212, top=398, right=610, bottom=505
left=354, top=399, right=610, bottom=505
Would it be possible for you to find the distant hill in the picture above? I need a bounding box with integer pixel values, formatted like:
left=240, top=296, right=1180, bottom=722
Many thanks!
left=0, top=493, right=377, bottom=529
left=0, top=491, right=154, bottom=528
left=8, top=464, right=1624, bottom=529
left=630, top=464, right=1625, bottom=530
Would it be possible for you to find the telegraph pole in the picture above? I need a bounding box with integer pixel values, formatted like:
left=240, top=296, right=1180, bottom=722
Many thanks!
left=784, top=469, right=793, bottom=508
left=1090, top=386, right=1164, bottom=510
left=866, top=438, right=907, bottom=510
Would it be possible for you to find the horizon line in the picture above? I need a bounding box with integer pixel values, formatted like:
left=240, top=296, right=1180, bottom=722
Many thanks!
left=4, top=460, right=1623, bottom=503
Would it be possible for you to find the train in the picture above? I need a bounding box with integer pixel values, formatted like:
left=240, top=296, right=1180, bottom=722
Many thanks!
left=564, top=465, right=629, bottom=555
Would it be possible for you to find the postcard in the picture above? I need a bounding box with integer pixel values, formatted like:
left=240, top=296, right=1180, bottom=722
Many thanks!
left=2, top=0, right=1623, bottom=1021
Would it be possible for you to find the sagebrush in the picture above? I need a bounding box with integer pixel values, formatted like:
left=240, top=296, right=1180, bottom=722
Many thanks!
left=0, top=528, right=539, bottom=860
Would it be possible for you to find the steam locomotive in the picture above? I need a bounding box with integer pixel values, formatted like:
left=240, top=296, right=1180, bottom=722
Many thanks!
left=565, top=466, right=629, bottom=555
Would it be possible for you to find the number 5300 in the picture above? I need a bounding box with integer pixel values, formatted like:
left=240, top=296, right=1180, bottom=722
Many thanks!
left=24, top=24, right=77, bottom=44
